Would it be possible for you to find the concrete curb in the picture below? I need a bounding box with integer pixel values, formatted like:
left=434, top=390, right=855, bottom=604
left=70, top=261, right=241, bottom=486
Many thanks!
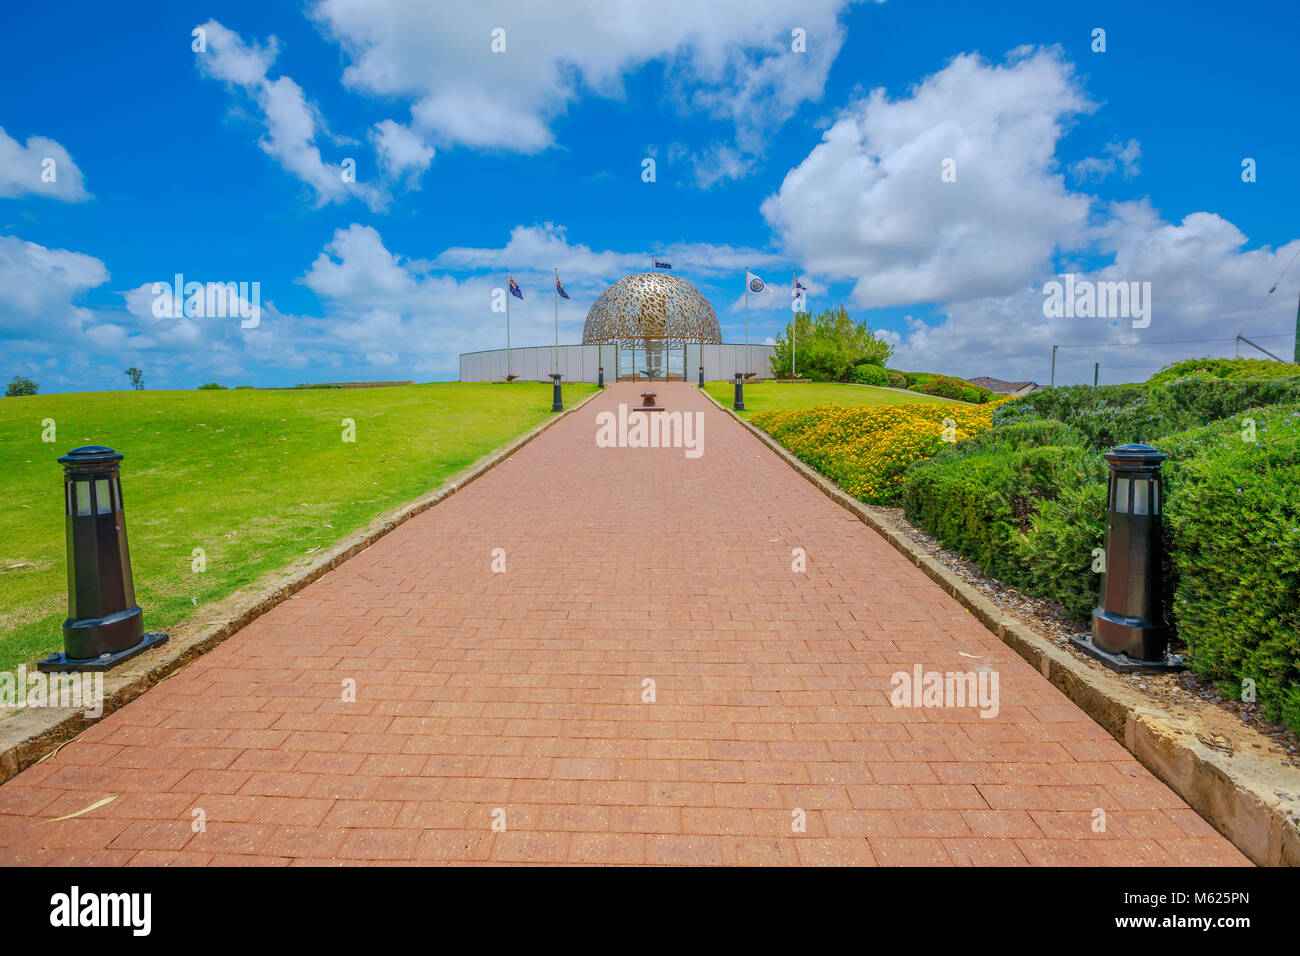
left=0, top=386, right=605, bottom=784
left=701, top=387, right=1300, bottom=867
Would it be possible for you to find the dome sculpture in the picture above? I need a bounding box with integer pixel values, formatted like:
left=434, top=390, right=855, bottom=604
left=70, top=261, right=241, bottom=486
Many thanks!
left=582, top=273, right=721, bottom=347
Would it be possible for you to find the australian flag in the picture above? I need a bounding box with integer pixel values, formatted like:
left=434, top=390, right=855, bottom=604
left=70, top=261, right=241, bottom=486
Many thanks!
left=654, top=258, right=672, bottom=270
left=508, top=276, right=523, bottom=299
left=556, top=276, right=570, bottom=299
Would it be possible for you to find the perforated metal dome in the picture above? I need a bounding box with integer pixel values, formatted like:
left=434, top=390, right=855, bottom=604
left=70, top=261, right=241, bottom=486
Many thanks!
left=581, top=273, right=721, bottom=346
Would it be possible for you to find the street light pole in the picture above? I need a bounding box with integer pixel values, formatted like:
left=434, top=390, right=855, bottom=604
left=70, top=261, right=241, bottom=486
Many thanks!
left=744, top=266, right=750, bottom=381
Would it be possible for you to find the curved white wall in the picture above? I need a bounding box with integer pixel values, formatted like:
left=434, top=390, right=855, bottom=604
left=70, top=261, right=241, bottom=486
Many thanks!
left=459, top=344, right=776, bottom=383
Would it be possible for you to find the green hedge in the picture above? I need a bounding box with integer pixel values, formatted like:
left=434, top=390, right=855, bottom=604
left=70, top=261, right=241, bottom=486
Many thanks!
left=902, top=426, right=1104, bottom=612
left=995, top=376, right=1300, bottom=448
left=849, top=363, right=889, bottom=386
left=1160, top=406, right=1300, bottom=728
left=1147, top=356, right=1300, bottom=386
left=907, top=374, right=991, bottom=404
left=903, top=393, right=1300, bottom=729
left=921, top=418, right=1088, bottom=461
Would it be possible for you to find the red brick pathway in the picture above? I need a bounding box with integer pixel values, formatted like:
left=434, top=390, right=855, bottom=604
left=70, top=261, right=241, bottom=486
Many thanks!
left=0, top=383, right=1249, bottom=865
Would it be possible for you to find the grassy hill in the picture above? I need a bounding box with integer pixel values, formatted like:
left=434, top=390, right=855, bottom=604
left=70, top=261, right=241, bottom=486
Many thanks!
left=0, top=382, right=593, bottom=672
left=702, top=380, right=960, bottom=417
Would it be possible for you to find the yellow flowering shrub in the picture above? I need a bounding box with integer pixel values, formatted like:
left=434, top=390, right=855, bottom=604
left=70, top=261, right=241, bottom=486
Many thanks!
left=752, top=401, right=1004, bottom=504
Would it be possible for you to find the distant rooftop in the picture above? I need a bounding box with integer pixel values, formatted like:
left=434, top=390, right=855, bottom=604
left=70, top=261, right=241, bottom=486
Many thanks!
left=966, top=376, right=1040, bottom=395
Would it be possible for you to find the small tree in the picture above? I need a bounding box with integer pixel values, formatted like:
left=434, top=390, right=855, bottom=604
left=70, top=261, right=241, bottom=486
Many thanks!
left=770, top=306, right=892, bottom=381
left=125, top=367, right=144, bottom=390
left=5, top=375, right=38, bottom=397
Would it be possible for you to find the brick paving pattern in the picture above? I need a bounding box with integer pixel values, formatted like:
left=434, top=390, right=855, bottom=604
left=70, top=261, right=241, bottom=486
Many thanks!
left=0, top=383, right=1250, bottom=865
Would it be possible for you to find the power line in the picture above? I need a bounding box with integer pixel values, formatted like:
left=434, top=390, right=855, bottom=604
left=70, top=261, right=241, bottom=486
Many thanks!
left=1238, top=243, right=1300, bottom=338
left=1054, top=332, right=1294, bottom=351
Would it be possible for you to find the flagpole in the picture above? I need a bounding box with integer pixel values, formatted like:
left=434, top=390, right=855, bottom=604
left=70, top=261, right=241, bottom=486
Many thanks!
left=554, top=268, right=559, bottom=376
left=506, top=269, right=512, bottom=381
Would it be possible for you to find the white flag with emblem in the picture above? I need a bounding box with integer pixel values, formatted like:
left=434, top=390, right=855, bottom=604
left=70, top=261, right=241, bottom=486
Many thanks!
left=746, top=270, right=769, bottom=294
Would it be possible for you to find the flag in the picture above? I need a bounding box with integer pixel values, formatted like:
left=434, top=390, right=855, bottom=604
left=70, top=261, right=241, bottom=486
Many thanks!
left=654, top=258, right=672, bottom=270
left=556, top=275, right=570, bottom=299
left=509, top=277, right=523, bottom=299
left=746, top=271, right=767, bottom=294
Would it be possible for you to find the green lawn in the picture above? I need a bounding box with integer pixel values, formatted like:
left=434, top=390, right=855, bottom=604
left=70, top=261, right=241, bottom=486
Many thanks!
left=0, top=382, right=594, bottom=673
left=703, top=380, right=959, bottom=417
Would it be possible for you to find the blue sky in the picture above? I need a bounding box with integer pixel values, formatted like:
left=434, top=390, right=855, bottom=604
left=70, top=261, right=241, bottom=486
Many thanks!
left=2, top=0, right=1298, bottom=392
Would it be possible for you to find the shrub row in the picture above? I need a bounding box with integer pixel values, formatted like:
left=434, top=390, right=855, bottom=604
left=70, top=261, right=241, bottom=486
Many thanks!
left=752, top=402, right=999, bottom=505
left=848, top=364, right=911, bottom=390
left=755, top=361, right=1300, bottom=728
left=1160, top=405, right=1300, bottom=729
left=1146, top=356, right=1300, bottom=386
left=901, top=422, right=1106, bottom=619
left=908, top=375, right=992, bottom=404
left=904, top=389, right=1300, bottom=729
left=994, top=375, right=1300, bottom=449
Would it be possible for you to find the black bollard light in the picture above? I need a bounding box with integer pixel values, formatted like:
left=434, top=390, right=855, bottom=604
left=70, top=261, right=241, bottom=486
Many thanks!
left=698, top=365, right=705, bottom=388
left=733, top=372, right=745, bottom=411
left=38, top=446, right=167, bottom=672
left=598, top=366, right=605, bottom=389
left=551, top=372, right=564, bottom=411
left=1070, top=443, right=1181, bottom=671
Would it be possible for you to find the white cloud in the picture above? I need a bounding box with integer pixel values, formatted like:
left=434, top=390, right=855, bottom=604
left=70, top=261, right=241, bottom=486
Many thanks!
left=300, top=223, right=506, bottom=375
left=889, top=201, right=1300, bottom=384
left=0, top=127, right=90, bottom=201
left=435, top=222, right=781, bottom=283
left=309, top=0, right=856, bottom=171
left=436, top=223, right=641, bottom=279
left=762, top=47, right=1095, bottom=306
left=371, top=119, right=435, bottom=186
left=757, top=43, right=1297, bottom=383
left=0, top=234, right=107, bottom=339
left=195, top=19, right=388, bottom=210
left=303, top=223, right=428, bottom=305
left=1070, top=138, right=1141, bottom=183
left=691, top=144, right=757, bottom=189
left=299, top=223, right=788, bottom=376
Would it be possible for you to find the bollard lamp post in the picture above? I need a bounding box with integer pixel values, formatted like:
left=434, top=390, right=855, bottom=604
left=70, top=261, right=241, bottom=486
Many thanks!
left=733, top=372, right=745, bottom=411
left=38, top=446, right=168, bottom=672
left=598, top=366, right=605, bottom=389
left=551, top=372, right=564, bottom=412
left=1070, top=443, right=1181, bottom=671
left=698, top=365, right=705, bottom=388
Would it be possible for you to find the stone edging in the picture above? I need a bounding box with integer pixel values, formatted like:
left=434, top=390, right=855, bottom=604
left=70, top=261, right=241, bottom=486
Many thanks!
left=0, top=386, right=605, bottom=784
left=701, top=387, right=1300, bottom=866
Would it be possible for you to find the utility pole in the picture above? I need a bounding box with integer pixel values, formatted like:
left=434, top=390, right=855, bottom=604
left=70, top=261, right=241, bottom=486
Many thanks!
left=1050, top=345, right=1058, bottom=388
